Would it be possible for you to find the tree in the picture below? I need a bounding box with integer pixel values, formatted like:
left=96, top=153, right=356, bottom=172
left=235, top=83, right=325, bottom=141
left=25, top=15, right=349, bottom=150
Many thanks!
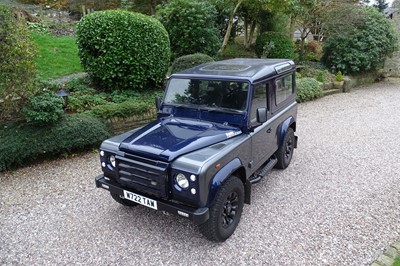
left=157, top=0, right=220, bottom=58
left=322, top=7, right=398, bottom=74
left=392, top=0, right=400, bottom=7
left=285, top=0, right=324, bottom=61
left=214, top=0, right=298, bottom=53
left=373, top=0, right=389, bottom=12
left=218, top=0, right=244, bottom=53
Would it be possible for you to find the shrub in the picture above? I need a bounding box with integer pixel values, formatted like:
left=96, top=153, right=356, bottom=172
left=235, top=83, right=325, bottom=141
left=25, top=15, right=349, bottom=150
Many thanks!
left=22, top=92, right=64, bottom=124
left=27, top=22, right=49, bottom=34
left=304, top=40, right=323, bottom=62
left=322, top=7, right=398, bottom=74
left=86, top=100, right=156, bottom=120
left=254, top=32, right=295, bottom=59
left=220, top=43, right=257, bottom=60
left=0, top=4, right=38, bottom=121
left=316, top=72, right=325, bottom=83
left=157, top=0, right=220, bottom=59
left=76, top=10, right=170, bottom=91
left=0, top=114, right=110, bottom=172
left=171, top=53, right=214, bottom=74
left=296, top=78, right=323, bottom=103
left=336, top=71, right=343, bottom=82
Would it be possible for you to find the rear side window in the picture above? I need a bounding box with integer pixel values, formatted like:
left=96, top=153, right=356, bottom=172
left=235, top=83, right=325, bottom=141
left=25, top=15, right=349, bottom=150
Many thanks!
left=275, top=75, right=293, bottom=105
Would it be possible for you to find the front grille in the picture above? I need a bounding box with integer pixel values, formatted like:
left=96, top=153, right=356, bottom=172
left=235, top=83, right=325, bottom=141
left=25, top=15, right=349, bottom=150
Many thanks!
left=115, top=154, right=169, bottom=199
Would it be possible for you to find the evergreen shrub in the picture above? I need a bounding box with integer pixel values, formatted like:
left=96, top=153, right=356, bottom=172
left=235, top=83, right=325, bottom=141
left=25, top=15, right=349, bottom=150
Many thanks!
left=86, top=100, right=154, bottom=119
left=0, top=114, right=110, bottom=172
left=157, top=0, right=220, bottom=59
left=22, top=92, right=64, bottom=124
left=171, top=53, right=214, bottom=74
left=254, top=32, right=295, bottom=59
left=322, top=7, right=398, bottom=74
left=296, top=78, right=323, bottom=103
left=76, top=10, right=170, bottom=91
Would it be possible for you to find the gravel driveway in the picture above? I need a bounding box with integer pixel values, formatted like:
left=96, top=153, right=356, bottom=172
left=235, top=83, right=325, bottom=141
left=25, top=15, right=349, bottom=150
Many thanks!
left=1, top=81, right=399, bottom=266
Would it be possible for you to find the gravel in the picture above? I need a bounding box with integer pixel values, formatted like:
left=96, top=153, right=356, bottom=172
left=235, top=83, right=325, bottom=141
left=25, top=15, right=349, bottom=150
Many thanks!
left=1, top=81, right=400, bottom=266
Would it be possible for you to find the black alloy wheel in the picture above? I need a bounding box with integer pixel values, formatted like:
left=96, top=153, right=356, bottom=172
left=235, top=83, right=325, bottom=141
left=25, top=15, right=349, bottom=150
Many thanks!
left=199, top=175, right=244, bottom=242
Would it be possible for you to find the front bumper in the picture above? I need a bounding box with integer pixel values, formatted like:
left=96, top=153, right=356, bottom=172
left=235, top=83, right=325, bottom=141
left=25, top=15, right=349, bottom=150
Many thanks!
left=95, top=174, right=209, bottom=225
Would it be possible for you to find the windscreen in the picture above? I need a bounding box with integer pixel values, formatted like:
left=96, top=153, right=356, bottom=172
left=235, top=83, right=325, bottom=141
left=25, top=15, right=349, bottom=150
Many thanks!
left=164, top=78, right=249, bottom=111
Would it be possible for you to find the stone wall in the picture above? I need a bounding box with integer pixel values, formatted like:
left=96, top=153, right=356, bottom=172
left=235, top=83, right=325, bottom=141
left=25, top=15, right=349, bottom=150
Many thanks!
left=384, top=8, right=400, bottom=77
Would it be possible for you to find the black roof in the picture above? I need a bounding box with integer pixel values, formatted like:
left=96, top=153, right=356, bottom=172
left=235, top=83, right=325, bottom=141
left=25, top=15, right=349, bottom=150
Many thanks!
left=172, top=58, right=295, bottom=82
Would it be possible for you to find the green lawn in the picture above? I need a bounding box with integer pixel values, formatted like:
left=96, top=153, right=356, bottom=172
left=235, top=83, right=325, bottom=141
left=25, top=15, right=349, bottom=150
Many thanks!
left=394, top=256, right=400, bottom=266
left=31, top=33, right=83, bottom=79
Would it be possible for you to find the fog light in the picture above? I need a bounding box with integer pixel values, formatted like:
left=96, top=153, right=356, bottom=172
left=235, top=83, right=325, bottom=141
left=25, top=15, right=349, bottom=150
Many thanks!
left=100, top=150, right=104, bottom=156
left=109, top=155, right=116, bottom=168
left=190, top=175, right=196, bottom=182
left=176, top=173, right=189, bottom=189
left=191, top=188, right=196, bottom=195
left=101, top=162, right=106, bottom=167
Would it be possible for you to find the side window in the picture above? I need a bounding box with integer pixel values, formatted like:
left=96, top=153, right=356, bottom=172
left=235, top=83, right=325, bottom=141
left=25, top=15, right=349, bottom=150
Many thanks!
left=250, top=82, right=268, bottom=123
left=275, top=75, right=293, bottom=105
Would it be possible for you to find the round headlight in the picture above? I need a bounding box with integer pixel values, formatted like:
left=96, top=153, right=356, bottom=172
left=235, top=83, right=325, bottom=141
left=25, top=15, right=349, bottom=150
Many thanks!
left=175, top=173, right=189, bottom=189
left=109, top=155, right=116, bottom=168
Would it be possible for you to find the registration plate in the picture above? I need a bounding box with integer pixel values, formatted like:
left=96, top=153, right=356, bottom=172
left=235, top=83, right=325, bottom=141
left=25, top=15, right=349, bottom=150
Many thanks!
left=123, top=190, right=158, bottom=210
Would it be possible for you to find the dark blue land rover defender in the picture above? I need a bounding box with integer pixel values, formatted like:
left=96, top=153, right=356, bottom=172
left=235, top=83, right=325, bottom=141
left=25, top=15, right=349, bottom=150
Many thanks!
left=95, top=58, right=298, bottom=242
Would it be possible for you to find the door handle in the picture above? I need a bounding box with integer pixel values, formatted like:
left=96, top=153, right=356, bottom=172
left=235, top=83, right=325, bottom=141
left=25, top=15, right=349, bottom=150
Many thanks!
left=267, top=128, right=272, bottom=133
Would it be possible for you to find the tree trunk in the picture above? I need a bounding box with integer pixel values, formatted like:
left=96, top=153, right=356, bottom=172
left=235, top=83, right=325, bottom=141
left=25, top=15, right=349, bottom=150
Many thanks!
left=246, top=20, right=256, bottom=49
left=150, top=0, right=157, bottom=16
left=244, top=19, right=248, bottom=46
left=220, top=0, right=243, bottom=54
left=299, top=28, right=310, bottom=62
left=290, top=15, right=296, bottom=39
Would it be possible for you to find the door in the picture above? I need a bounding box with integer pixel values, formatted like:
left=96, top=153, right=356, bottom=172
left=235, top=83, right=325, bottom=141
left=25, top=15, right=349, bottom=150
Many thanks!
left=249, top=81, right=279, bottom=170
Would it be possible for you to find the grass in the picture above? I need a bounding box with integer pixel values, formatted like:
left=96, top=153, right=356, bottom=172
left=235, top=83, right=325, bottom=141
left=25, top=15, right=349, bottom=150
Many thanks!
left=394, top=257, right=400, bottom=266
left=31, top=33, right=83, bottom=79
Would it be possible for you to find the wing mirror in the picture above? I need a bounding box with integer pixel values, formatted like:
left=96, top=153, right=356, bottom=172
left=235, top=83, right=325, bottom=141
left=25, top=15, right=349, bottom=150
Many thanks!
left=256, top=108, right=267, bottom=123
left=155, top=96, right=161, bottom=110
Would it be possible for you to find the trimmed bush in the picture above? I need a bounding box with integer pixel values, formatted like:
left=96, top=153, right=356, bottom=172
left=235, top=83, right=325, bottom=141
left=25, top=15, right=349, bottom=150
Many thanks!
left=0, top=114, right=110, bottom=172
left=0, top=4, right=38, bottom=121
left=322, top=7, right=398, bottom=74
left=171, top=53, right=214, bottom=74
left=296, top=78, right=323, bottom=103
left=254, top=32, right=295, bottom=59
left=76, top=10, right=170, bottom=91
left=86, top=100, right=155, bottom=120
left=157, top=0, right=220, bottom=59
left=22, top=92, right=64, bottom=124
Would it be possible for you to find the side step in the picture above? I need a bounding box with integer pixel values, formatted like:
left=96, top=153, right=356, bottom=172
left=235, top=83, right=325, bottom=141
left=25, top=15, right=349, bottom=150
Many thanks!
left=248, top=157, right=278, bottom=184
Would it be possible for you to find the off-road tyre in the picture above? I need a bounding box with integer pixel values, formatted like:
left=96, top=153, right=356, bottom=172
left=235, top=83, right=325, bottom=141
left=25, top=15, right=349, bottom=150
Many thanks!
left=275, top=127, right=295, bottom=169
left=110, top=192, right=138, bottom=207
left=199, top=175, right=244, bottom=242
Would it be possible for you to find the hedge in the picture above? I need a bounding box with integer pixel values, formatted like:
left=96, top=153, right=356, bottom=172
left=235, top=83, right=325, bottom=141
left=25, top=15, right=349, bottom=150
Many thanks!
left=0, top=114, right=110, bottom=172
left=86, top=100, right=154, bottom=120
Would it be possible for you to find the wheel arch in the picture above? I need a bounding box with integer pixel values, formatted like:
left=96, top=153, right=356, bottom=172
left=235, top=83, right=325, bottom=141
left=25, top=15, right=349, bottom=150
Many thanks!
left=278, top=116, right=296, bottom=147
left=207, top=158, right=248, bottom=206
